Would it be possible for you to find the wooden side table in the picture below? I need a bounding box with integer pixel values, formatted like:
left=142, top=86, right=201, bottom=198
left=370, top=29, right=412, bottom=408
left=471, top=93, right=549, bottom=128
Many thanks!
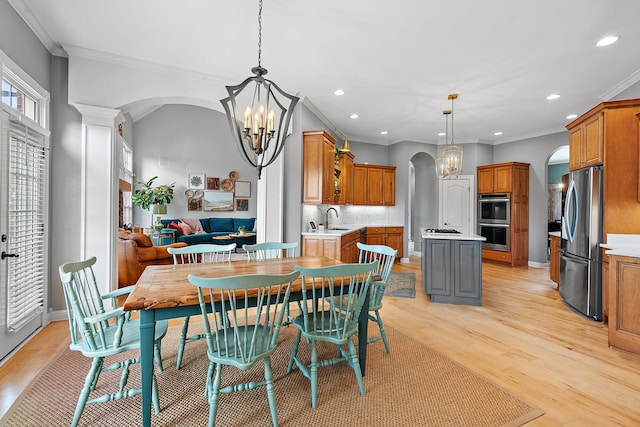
left=149, top=232, right=175, bottom=246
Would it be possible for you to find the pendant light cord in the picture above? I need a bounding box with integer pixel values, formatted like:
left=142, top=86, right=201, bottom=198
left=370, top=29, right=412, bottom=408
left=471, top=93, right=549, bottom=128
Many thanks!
left=257, top=0, right=263, bottom=68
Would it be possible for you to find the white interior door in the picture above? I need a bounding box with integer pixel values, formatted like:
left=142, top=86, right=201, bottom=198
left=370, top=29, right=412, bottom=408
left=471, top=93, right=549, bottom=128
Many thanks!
left=438, top=175, right=474, bottom=235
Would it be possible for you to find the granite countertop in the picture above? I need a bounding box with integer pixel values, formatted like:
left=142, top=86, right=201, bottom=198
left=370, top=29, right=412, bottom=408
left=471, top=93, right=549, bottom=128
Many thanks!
left=301, top=224, right=403, bottom=237
left=421, top=229, right=486, bottom=241
left=601, top=233, right=640, bottom=257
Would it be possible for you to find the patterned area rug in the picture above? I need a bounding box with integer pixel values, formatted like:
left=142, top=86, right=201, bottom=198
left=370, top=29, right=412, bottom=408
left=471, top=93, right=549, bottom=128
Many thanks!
left=2, top=324, right=543, bottom=426
left=385, top=272, right=416, bottom=298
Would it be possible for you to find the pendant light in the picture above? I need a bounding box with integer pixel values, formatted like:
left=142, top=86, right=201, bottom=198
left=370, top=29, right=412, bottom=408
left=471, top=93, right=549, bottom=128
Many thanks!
left=220, top=0, right=299, bottom=179
left=435, top=93, right=463, bottom=179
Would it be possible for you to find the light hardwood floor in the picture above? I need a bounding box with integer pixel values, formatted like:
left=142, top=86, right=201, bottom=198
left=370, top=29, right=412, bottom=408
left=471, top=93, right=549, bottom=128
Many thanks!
left=1, top=256, right=639, bottom=425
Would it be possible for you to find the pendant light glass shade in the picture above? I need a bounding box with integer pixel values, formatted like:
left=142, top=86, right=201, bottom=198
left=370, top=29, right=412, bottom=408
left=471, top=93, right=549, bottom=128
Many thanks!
left=219, top=0, right=299, bottom=179
left=435, top=94, right=464, bottom=179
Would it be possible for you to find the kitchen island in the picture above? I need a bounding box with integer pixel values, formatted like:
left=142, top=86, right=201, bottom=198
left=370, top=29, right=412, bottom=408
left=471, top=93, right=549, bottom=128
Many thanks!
left=422, top=229, right=486, bottom=306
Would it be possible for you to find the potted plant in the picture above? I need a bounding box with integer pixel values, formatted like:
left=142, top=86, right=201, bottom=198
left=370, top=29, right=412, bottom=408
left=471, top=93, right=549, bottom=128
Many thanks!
left=132, top=176, right=175, bottom=229
left=238, top=225, right=248, bottom=236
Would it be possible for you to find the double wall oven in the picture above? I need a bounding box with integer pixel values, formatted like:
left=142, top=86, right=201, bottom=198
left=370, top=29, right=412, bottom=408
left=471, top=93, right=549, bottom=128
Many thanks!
left=478, top=194, right=510, bottom=251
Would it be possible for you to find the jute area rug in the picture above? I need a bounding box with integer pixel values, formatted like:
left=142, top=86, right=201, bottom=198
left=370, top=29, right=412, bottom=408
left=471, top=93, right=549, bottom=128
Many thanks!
left=2, top=324, right=543, bottom=426
left=385, top=272, right=416, bottom=298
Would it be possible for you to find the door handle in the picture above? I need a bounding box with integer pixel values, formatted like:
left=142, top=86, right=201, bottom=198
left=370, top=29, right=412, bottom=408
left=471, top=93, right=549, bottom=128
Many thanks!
left=1, top=251, right=19, bottom=260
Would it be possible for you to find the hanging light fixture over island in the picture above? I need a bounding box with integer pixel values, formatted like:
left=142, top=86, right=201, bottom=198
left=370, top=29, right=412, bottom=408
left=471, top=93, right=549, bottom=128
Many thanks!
left=435, top=93, right=464, bottom=179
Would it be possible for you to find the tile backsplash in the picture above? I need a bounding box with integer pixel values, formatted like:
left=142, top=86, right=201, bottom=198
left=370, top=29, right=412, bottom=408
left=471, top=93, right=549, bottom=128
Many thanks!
left=302, top=204, right=389, bottom=227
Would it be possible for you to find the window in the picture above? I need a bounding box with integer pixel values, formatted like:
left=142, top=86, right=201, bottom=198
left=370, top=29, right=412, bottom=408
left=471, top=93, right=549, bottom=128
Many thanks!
left=2, top=79, right=38, bottom=122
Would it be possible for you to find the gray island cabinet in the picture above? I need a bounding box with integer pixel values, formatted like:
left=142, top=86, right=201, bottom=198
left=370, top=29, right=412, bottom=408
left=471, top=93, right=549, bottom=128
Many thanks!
left=421, top=230, right=486, bottom=306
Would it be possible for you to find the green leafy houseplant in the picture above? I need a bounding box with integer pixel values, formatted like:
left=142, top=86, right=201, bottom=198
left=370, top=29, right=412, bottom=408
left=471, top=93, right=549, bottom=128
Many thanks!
left=238, top=225, right=248, bottom=235
left=131, top=177, right=175, bottom=229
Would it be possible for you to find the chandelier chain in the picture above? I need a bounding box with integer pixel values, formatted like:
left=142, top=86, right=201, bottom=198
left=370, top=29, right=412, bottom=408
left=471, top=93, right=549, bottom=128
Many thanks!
left=257, top=0, right=263, bottom=67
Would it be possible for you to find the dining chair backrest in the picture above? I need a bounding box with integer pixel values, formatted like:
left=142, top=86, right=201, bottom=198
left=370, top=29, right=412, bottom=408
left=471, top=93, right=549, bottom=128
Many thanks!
left=356, top=242, right=397, bottom=309
left=243, top=241, right=298, bottom=260
left=187, top=270, right=300, bottom=369
left=168, top=243, right=236, bottom=264
left=58, top=256, right=126, bottom=352
left=293, top=261, right=377, bottom=342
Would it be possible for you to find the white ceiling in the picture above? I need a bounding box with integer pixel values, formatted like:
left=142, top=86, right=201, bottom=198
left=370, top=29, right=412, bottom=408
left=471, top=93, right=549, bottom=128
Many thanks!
left=8, top=0, right=640, bottom=152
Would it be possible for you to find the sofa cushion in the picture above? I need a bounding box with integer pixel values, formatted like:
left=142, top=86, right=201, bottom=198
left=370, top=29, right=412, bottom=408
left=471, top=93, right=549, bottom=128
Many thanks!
left=160, top=218, right=180, bottom=228
left=167, top=221, right=182, bottom=236
left=178, top=222, right=195, bottom=235
left=199, top=218, right=211, bottom=233
left=119, top=231, right=154, bottom=248
left=210, top=217, right=233, bottom=232
left=233, top=218, right=255, bottom=232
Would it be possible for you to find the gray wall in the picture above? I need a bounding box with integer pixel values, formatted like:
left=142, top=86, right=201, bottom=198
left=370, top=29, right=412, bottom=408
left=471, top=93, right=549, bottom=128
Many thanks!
left=131, top=104, right=258, bottom=225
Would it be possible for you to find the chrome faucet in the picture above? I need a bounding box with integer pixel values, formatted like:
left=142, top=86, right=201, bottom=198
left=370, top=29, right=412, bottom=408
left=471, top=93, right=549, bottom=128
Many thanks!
left=324, top=207, right=338, bottom=230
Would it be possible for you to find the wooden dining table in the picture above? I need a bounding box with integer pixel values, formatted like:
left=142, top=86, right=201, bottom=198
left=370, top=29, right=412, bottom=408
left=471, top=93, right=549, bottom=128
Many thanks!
left=123, top=255, right=374, bottom=427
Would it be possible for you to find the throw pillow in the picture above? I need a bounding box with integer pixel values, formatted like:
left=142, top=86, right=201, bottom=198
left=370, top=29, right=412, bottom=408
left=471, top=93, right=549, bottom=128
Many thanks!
left=178, top=222, right=195, bottom=235
left=180, top=217, right=204, bottom=233
left=168, top=221, right=182, bottom=236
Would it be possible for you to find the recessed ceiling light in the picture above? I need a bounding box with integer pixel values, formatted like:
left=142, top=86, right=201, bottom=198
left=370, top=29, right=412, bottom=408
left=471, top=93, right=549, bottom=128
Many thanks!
left=494, top=132, right=503, bottom=136
left=546, top=93, right=562, bottom=100
left=350, top=114, right=359, bottom=119
left=380, top=131, right=388, bottom=135
left=334, top=89, right=345, bottom=96
left=596, top=35, right=620, bottom=47
left=438, top=132, right=446, bottom=136
left=566, top=114, right=578, bottom=120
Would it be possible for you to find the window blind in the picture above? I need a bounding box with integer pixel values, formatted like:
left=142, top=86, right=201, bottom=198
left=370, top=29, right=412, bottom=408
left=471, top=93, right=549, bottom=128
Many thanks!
left=6, top=126, right=46, bottom=332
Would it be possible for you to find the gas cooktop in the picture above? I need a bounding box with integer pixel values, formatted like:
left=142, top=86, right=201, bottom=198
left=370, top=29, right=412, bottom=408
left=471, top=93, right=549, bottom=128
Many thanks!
left=425, top=228, right=462, bottom=234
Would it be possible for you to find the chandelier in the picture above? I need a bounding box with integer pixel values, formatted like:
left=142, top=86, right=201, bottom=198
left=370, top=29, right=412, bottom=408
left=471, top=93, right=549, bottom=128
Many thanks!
left=220, top=0, right=299, bottom=179
left=435, top=93, right=463, bottom=179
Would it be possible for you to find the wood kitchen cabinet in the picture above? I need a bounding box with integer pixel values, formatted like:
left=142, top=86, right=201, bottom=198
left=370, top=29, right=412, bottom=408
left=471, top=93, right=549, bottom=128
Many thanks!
left=602, top=250, right=609, bottom=324
left=365, top=226, right=403, bottom=260
left=607, top=254, right=640, bottom=356
left=335, top=151, right=354, bottom=205
left=302, top=230, right=362, bottom=262
left=549, top=233, right=561, bottom=285
left=352, top=164, right=396, bottom=206
left=568, top=112, right=603, bottom=171
left=303, top=130, right=337, bottom=204
left=477, top=162, right=530, bottom=267
left=340, top=230, right=361, bottom=263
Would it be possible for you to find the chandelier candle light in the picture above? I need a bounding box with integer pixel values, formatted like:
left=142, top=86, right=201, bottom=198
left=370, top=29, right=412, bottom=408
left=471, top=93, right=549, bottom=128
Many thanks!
left=435, top=93, right=464, bottom=179
left=220, top=0, right=299, bottom=179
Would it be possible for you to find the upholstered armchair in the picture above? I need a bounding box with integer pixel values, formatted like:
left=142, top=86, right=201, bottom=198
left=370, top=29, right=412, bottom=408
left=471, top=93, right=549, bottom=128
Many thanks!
left=117, top=230, right=187, bottom=288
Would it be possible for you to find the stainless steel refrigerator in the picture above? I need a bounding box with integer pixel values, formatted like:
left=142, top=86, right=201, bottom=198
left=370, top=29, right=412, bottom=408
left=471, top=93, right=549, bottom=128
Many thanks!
left=560, top=166, right=603, bottom=320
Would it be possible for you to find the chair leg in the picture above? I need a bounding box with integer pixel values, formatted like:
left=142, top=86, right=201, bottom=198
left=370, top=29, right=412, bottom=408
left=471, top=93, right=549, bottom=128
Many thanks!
left=71, top=357, right=102, bottom=427
left=208, top=363, right=222, bottom=427
left=177, top=315, right=191, bottom=370
left=152, top=371, right=161, bottom=414
left=347, top=338, right=365, bottom=396
left=263, top=357, right=279, bottom=427
left=287, top=330, right=302, bottom=373
left=374, top=310, right=390, bottom=354
left=154, top=342, right=164, bottom=372
left=310, top=340, right=318, bottom=409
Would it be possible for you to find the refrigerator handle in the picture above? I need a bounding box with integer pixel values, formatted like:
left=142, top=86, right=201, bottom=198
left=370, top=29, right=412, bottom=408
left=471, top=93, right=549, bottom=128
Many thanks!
left=564, top=179, right=578, bottom=243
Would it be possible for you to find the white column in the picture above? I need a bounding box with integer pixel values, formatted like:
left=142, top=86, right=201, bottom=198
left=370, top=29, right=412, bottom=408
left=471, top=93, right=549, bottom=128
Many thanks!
left=256, top=152, right=284, bottom=243
left=73, top=103, right=122, bottom=297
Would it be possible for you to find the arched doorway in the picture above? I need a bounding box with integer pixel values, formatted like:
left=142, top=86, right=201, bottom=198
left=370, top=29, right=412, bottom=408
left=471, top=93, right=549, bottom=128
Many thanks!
left=409, top=152, right=437, bottom=254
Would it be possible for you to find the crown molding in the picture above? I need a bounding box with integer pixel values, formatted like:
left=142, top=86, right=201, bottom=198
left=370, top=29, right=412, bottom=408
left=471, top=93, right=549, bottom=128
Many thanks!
left=7, top=0, right=67, bottom=57
left=600, top=67, right=640, bottom=100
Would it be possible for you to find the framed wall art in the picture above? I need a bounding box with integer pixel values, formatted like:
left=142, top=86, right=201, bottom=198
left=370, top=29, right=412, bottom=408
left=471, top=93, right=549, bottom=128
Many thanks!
left=234, top=181, right=251, bottom=198
left=203, top=190, right=234, bottom=211
left=188, top=173, right=205, bottom=189
left=236, top=198, right=249, bottom=211
left=207, top=177, right=220, bottom=190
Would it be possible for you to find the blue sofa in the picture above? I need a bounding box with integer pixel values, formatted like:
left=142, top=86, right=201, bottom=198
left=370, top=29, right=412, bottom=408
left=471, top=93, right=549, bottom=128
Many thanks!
left=160, top=217, right=256, bottom=246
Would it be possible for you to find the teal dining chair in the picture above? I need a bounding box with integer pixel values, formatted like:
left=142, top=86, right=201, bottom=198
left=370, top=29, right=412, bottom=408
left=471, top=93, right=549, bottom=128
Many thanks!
left=58, top=256, right=167, bottom=427
left=243, top=241, right=299, bottom=260
left=355, top=242, right=397, bottom=353
left=287, top=261, right=377, bottom=408
left=188, top=270, right=301, bottom=427
left=167, top=243, right=236, bottom=369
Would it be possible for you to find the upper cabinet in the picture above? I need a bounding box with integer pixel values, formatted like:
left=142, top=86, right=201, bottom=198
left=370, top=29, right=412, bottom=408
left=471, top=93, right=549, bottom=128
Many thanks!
left=477, top=163, right=517, bottom=194
left=353, top=164, right=396, bottom=206
left=568, top=112, right=604, bottom=171
left=335, top=151, right=354, bottom=205
left=303, top=130, right=337, bottom=204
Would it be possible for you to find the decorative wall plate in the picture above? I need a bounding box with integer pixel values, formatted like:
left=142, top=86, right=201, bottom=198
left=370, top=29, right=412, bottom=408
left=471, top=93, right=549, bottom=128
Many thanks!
left=220, top=178, right=234, bottom=192
left=229, top=171, right=239, bottom=181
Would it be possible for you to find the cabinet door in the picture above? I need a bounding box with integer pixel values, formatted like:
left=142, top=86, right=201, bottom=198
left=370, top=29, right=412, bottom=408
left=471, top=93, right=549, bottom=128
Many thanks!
left=366, top=227, right=385, bottom=245
left=477, top=168, right=495, bottom=194
left=452, top=240, right=482, bottom=300
left=302, top=236, right=322, bottom=256
left=303, top=135, right=324, bottom=204
left=424, top=239, right=451, bottom=296
left=382, top=168, right=395, bottom=205
left=568, top=127, right=583, bottom=170
left=353, top=165, right=368, bottom=205
left=322, top=136, right=336, bottom=204
left=582, top=113, right=604, bottom=167
left=549, top=235, right=560, bottom=284
left=336, top=152, right=354, bottom=205
left=321, top=237, right=341, bottom=260
left=493, top=165, right=513, bottom=193
left=385, top=228, right=403, bottom=260
left=367, top=167, right=384, bottom=205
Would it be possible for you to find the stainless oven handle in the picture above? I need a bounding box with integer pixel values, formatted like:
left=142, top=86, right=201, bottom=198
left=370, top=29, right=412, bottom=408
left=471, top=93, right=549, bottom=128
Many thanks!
left=479, top=198, right=510, bottom=202
left=479, top=223, right=509, bottom=228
